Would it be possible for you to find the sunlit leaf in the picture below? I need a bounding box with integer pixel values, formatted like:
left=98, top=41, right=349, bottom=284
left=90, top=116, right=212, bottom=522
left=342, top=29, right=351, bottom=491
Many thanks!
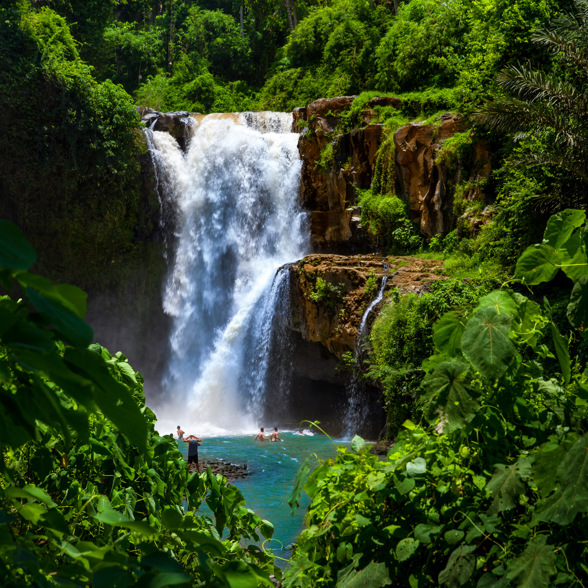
left=542, top=208, right=586, bottom=249
left=461, top=306, right=515, bottom=380
left=422, top=359, right=478, bottom=432
left=433, top=311, right=465, bottom=356
left=476, top=291, right=518, bottom=317
left=512, top=293, right=544, bottom=345
left=406, top=457, right=426, bottom=477
left=557, top=231, right=588, bottom=282
left=515, top=244, right=560, bottom=285
left=351, top=435, right=366, bottom=453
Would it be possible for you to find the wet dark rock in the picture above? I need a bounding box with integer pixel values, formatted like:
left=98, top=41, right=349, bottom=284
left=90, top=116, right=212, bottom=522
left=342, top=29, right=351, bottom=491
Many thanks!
left=188, top=458, right=252, bottom=482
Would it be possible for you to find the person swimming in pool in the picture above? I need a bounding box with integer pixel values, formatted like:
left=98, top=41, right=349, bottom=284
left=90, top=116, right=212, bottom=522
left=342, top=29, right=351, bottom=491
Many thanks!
left=270, top=427, right=282, bottom=442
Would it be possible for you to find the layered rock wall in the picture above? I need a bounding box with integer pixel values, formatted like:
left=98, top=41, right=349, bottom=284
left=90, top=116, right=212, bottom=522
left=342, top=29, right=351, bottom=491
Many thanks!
left=295, top=97, right=493, bottom=249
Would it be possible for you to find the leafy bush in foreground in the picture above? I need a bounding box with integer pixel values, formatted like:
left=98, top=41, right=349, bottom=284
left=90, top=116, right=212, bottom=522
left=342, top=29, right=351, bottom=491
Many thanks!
left=285, top=209, right=588, bottom=587
left=0, top=221, right=277, bottom=586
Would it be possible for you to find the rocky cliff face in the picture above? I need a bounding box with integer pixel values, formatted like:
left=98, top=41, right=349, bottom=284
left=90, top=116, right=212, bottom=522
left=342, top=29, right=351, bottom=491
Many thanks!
left=294, top=97, right=493, bottom=249
left=288, top=253, right=444, bottom=360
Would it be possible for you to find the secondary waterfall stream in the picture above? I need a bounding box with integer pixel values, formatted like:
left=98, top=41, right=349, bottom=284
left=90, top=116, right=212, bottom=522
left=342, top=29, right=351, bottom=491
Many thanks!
left=147, top=112, right=309, bottom=435
left=342, top=276, right=388, bottom=437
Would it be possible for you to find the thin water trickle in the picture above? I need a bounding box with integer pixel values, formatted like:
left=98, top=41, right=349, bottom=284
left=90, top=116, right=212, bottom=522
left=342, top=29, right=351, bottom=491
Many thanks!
left=150, top=113, right=309, bottom=435
left=342, top=276, right=388, bottom=437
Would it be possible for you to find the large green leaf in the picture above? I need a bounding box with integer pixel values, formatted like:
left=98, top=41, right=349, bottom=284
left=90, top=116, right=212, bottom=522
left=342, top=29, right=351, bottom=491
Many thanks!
left=542, top=209, right=586, bottom=249
left=422, top=360, right=478, bottom=432
left=532, top=435, right=577, bottom=496
left=461, top=306, right=515, bottom=380
left=95, top=508, right=156, bottom=536
left=486, top=457, right=532, bottom=514
left=505, top=536, right=555, bottom=588
left=27, top=288, right=93, bottom=348
left=567, top=275, right=588, bottom=329
left=556, top=231, right=588, bottom=282
left=515, top=244, right=560, bottom=285
left=289, top=456, right=310, bottom=511
left=337, top=560, right=392, bottom=588
left=533, top=432, right=588, bottom=525
left=438, top=544, right=476, bottom=587
left=512, top=293, right=544, bottom=345
left=396, top=538, right=419, bottom=562
left=18, top=272, right=88, bottom=318
left=0, top=307, right=54, bottom=352
left=549, top=321, right=570, bottom=384
left=433, top=311, right=465, bottom=356
left=476, top=291, right=519, bottom=317
left=0, top=220, right=37, bottom=270
left=64, top=348, right=148, bottom=453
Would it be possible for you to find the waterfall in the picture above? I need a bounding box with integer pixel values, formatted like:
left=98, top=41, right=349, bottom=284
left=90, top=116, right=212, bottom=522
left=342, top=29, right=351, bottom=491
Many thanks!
left=149, top=112, right=308, bottom=436
left=342, top=276, right=388, bottom=437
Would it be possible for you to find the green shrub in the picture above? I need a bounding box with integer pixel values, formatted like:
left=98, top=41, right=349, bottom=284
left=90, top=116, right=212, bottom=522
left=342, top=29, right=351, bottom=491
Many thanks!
left=358, top=191, right=422, bottom=254
left=365, top=273, right=378, bottom=299
left=309, top=276, right=343, bottom=309
left=369, top=277, right=500, bottom=437
left=287, top=210, right=588, bottom=588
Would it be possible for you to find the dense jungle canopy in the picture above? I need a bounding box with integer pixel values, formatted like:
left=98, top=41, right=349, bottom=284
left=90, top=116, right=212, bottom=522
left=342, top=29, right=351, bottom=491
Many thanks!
left=1, top=0, right=588, bottom=585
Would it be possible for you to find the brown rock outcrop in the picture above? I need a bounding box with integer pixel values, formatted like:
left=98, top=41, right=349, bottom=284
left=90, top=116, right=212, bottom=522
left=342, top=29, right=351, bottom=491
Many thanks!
left=394, top=113, right=492, bottom=238
left=295, top=97, right=388, bottom=252
left=295, top=100, right=493, bottom=246
left=139, top=108, right=194, bottom=151
left=288, top=254, right=445, bottom=358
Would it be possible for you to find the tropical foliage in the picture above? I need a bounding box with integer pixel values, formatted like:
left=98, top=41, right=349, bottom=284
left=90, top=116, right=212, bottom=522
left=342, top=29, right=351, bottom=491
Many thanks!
left=285, top=209, right=588, bottom=586
left=0, top=223, right=278, bottom=586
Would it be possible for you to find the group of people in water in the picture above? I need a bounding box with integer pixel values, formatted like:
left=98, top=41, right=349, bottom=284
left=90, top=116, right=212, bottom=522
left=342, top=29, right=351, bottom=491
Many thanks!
left=255, top=427, right=282, bottom=442
left=175, top=424, right=287, bottom=472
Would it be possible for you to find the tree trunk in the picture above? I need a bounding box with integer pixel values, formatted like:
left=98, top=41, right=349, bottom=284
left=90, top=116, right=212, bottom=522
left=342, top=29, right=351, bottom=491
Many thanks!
left=291, top=0, right=298, bottom=28
left=168, top=0, right=174, bottom=73
left=283, top=0, right=294, bottom=31
left=240, top=1, right=245, bottom=39
left=392, top=0, right=398, bottom=14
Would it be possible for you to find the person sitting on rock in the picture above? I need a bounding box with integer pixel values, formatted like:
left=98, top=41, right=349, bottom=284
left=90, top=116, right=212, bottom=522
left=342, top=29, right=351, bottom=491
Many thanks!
left=270, top=427, right=282, bottom=442
left=255, top=427, right=267, bottom=441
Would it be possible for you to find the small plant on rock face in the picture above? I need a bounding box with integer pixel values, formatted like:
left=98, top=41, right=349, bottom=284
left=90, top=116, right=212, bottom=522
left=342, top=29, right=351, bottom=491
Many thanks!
left=365, top=272, right=378, bottom=298
left=337, top=350, right=356, bottom=372
left=309, top=276, right=343, bottom=308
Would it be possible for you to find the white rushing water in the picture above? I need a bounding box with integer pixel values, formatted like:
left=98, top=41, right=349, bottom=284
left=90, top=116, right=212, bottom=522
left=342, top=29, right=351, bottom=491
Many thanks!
left=149, top=112, right=308, bottom=436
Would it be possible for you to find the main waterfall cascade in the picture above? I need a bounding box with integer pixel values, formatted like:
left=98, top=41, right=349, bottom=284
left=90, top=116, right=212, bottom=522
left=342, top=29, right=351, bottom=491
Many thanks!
left=148, top=112, right=309, bottom=435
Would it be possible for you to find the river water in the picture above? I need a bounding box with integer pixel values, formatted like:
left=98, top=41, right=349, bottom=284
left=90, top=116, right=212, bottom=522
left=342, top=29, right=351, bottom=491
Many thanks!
left=174, top=431, right=346, bottom=565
